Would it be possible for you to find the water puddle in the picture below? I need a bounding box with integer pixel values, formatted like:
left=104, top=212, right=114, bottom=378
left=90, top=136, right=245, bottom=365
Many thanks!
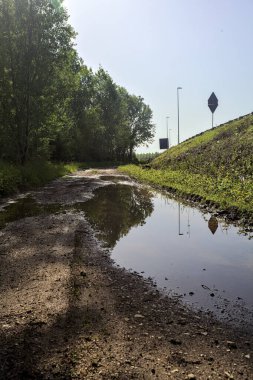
left=79, top=184, right=154, bottom=248
left=81, top=183, right=253, bottom=328
left=99, top=175, right=130, bottom=183
left=0, top=177, right=252, bottom=328
left=0, top=197, right=65, bottom=229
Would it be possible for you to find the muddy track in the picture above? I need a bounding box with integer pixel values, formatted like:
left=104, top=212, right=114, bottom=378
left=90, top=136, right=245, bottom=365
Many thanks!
left=0, top=169, right=252, bottom=379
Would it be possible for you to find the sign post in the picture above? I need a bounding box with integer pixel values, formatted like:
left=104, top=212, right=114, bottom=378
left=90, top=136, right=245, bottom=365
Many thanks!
left=159, top=116, right=169, bottom=150
left=208, top=92, right=218, bottom=128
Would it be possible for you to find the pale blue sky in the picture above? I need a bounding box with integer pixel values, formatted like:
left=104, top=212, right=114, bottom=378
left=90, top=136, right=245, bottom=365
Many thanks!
left=64, top=0, right=253, bottom=152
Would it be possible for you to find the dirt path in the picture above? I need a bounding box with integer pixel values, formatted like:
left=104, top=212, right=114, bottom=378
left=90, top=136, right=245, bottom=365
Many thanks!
left=0, top=169, right=252, bottom=379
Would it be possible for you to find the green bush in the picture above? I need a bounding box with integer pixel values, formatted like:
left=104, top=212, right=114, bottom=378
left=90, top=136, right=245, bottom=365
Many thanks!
left=0, top=162, right=22, bottom=196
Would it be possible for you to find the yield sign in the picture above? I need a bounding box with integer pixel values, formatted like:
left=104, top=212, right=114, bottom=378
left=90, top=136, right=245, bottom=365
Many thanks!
left=208, top=92, right=218, bottom=113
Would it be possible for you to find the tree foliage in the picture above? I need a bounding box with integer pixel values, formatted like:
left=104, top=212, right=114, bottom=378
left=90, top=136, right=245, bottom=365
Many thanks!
left=0, top=0, right=155, bottom=164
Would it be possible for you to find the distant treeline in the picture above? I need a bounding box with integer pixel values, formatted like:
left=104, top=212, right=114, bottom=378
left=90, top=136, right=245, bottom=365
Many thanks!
left=0, top=0, right=155, bottom=164
left=135, top=152, right=160, bottom=163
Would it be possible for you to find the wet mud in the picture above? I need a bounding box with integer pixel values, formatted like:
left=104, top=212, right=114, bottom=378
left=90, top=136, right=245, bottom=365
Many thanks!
left=0, top=169, right=252, bottom=379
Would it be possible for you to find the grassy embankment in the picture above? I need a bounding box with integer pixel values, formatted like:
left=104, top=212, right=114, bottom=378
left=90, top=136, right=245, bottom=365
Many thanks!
left=120, top=113, right=253, bottom=218
left=0, top=161, right=78, bottom=197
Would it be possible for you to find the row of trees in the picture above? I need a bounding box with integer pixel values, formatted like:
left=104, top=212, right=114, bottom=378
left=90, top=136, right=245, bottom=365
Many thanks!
left=0, top=0, right=155, bottom=164
left=135, top=152, right=160, bottom=163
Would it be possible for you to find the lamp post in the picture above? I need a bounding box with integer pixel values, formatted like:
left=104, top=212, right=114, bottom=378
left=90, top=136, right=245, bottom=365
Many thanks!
left=166, top=116, right=169, bottom=141
left=169, top=128, right=172, bottom=148
left=177, top=87, right=182, bottom=144
left=178, top=203, right=184, bottom=236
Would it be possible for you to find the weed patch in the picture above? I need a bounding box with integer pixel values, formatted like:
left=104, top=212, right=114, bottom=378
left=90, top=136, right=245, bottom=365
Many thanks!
left=0, top=161, right=78, bottom=197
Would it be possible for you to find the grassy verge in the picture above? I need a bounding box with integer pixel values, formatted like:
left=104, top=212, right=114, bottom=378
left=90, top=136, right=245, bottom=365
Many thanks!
left=119, top=165, right=253, bottom=215
left=152, top=115, right=253, bottom=180
left=0, top=161, right=78, bottom=197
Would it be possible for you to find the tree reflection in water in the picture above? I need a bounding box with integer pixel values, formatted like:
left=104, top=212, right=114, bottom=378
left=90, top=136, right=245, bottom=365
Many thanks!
left=82, top=184, right=154, bottom=249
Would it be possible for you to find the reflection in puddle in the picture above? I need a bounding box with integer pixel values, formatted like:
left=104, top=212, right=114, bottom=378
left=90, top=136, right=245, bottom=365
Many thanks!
left=108, top=190, right=253, bottom=328
left=208, top=216, right=219, bottom=235
left=0, top=187, right=220, bottom=242
left=81, top=185, right=154, bottom=248
left=0, top=179, right=252, bottom=328
left=0, top=184, right=154, bottom=251
left=0, top=197, right=64, bottom=229
left=99, top=175, right=130, bottom=183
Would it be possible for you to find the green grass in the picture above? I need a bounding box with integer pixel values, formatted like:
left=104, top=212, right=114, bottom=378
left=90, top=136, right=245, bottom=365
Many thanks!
left=0, top=160, right=127, bottom=197
left=0, top=161, right=78, bottom=197
left=120, top=112, right=253, bottom=216
left=153, top=114, right=253, bottom=180
left=0, top=159, right=127, bottom=197
left=119, top=158, right=253, bottom=214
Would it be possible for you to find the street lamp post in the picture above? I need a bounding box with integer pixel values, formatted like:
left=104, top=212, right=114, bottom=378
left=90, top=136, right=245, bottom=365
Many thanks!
left=166, top=116, right=169, bottom=141
left=169, top=128, right=172, bottom=148
left=178, top=203, right=184, bottom=236
left=177, top=87, right=182, bottom=144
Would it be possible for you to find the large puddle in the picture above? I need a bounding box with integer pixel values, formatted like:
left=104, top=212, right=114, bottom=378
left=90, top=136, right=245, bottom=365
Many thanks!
left=81, top=181, right=253, bottom=327
left=1, top=176, right=252, bottom=328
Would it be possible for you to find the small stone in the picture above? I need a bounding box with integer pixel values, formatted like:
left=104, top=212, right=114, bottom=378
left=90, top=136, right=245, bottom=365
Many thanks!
left=210, top=293, right=215, bottom=297
left=134, top=314, right=144, bottom=318
left=245, top=354, right=250, bottom=359
left=224, top=371, right=234, bottom=379
left=189, top=292, right=194, bottom=296
left=2, top=324, right=11, bottom=329
left=171, top=368, right=179, bottom=373
left=227, top=341, right=237, bottom=349
left=201, top=331, right=208, bottom=336
left=186, top=374, right=196, bottom=380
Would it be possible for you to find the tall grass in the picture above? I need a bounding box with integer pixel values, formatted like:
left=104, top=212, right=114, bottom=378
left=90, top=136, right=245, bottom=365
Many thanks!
left=0, top=161, right=78, bottom=197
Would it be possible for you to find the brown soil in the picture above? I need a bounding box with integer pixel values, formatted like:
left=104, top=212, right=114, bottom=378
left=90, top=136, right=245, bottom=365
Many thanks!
left=0, top=169, right=252, bottom=380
